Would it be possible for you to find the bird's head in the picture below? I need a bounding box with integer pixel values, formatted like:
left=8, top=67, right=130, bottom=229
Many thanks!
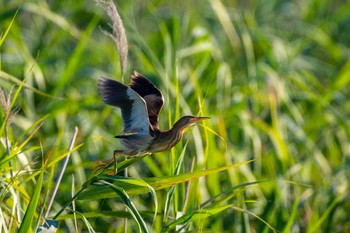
left=174, top=115, right=210, bottom=131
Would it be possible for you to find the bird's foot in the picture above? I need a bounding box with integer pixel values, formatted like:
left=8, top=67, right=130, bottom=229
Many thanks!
left=92, top=158, right=115, bottom=174
left=97, top=160, right=107, bottom=165
left=92, top=161, right=107, bottom=173
left=91, top=150, right=124, bottom=175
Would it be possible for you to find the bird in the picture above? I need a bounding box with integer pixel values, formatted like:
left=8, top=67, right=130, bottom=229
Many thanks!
left=98, top=71, right=209, bottom=159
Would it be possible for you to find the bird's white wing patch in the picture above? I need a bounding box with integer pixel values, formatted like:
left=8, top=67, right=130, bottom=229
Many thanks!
left=125, top=88, right=150, bottom=135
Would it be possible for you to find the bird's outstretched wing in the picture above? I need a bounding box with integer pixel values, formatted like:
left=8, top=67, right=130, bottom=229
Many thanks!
left=98, top=77, right=150, bottom=136
left=129, top=71, right=164, bottom=127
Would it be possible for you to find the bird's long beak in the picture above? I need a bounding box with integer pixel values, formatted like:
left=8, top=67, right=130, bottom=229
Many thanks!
left=190, top=116, right=210, bottom=123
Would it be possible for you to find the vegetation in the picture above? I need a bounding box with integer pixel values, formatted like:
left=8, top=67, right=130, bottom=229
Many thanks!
left=1, top=0, right=349, bottom=232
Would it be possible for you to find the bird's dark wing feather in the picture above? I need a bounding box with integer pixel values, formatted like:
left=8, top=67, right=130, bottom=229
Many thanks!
left=98, top=77, right=150, bottom=135
left=129, top=71, right=164, bottom=127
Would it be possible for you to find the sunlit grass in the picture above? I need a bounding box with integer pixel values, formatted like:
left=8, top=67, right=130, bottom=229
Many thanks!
left=0, top=0, right=349, bottom=232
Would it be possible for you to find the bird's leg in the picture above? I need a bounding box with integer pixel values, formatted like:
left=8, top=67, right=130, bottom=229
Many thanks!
left=112, top=150, right=123, bottom=174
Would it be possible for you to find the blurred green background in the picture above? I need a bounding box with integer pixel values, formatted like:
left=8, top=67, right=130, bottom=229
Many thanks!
left=1, top=0, right=350, bottom=232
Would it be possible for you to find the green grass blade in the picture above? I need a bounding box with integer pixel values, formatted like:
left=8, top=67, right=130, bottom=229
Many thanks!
left=78, top=160, right=253, bottom=200
left=100, top=176, right=158, bottom=224
left=56, top=210, right=156, bottom=220
left=283, top=195, right=300, bottom=233
left=13, top=114, right=50, bottom=147
left=162, top=204, right=232, bottom=232
left=18, top=170, right=44, bottom=233
left=76, top=211, right=96, bottom=233
left=145, top=160, right=253, bottom=190
left=307, top=196, right=342, bottom=233
left=97, top=180, right=149, bottom=233
left=0, top=72, right=27, bottom=138
left=0, top=71, right=56, bottom=98
left=0, top=123, right=44, bottom=167
left=163, top=142, right=187, bottom=223
left=0, top=8, right=19, bottom=47
left=53, top=16, right=99, bottom=95
left=22, top=3, right=80, bottom=38
left=231, top=206, right=277, bottom=233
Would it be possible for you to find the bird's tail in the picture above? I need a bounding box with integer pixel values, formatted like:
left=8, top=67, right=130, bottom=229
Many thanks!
left=115, top=132, right=138, bottom=138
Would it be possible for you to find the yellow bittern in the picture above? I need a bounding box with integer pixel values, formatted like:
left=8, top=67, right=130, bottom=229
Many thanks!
left=98, top=71, right=209, bottom=158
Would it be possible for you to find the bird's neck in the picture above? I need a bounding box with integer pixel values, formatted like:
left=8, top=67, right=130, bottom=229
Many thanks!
left=152, top=121, right=186, bottom=151
left=166, top=120, right=189, bottom=146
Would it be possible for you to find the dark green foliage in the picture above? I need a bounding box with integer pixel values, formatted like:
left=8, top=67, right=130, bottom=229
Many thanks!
left=0, top=0, right=349, bottom=232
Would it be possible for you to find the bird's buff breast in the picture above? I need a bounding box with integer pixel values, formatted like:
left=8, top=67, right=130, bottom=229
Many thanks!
left=118, top=134, right=153, bottom=156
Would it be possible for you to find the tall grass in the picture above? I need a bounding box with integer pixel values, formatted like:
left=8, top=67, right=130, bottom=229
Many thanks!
left=0, top=0, right=349, bottom=232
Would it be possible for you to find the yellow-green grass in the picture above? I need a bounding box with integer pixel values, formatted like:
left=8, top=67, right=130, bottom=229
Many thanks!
left=0, top=0, right=349, bottom=232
